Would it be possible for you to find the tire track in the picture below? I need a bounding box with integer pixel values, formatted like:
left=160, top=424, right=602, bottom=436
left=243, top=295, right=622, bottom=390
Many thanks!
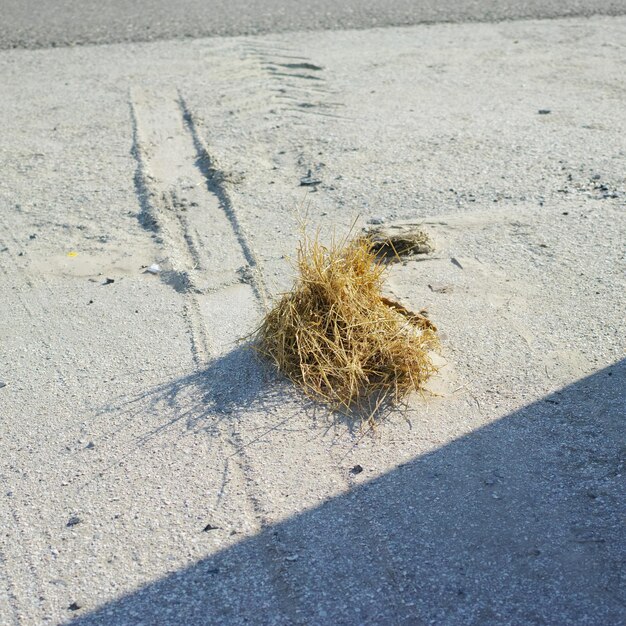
left=177, top=94, right=269, bottom=308
left=242, top=42, right=348, bottom=121
left=130, top=87, right=215, bottom=366
left=130, top=88, right=304, bottom=622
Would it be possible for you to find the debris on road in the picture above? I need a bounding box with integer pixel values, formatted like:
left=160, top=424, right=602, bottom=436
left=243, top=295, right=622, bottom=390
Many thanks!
left=203, top=523, right=220, bottom=532
left=300, top=169, right=322, bottom=186
left=363, top=222, right=434, bottom=260
left=102, top=278, right=115, bottom=285
left=256, top=232, right=438, bottom=418
left=429, top=283, right=453, bottom=294
left=145, top=263, right=161, bottom=274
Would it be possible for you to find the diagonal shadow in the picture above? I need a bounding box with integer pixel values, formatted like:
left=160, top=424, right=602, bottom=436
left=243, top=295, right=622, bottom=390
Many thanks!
left=73, top=360, right=625, bottom=625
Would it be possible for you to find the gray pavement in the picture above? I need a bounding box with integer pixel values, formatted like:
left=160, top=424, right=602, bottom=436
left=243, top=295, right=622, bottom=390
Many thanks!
left=1, top=12, right=625, bottom=626
left=1, top=0, right=625, bottom=49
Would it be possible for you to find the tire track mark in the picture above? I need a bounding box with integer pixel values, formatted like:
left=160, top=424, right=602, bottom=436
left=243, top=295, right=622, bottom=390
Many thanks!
left=176, top=95, right=302, bottom=623
left=182, top=91, right=307, bottom=620
left=177, top=94, right=268, bottom=308
left=242, top=41, right=348, bottom=122
left=130, top=88, right=302, bottom=621
left=130, top=88, right=215, bottom=366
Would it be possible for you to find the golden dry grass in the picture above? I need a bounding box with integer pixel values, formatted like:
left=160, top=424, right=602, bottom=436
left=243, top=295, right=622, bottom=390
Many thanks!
left=255, top=231, right=439, bottom=419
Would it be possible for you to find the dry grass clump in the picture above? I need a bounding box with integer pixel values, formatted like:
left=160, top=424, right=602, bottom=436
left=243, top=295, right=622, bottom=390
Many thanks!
left=363, top=222, right=434, bottom=260
left=256, top=232, right=439, bottom=418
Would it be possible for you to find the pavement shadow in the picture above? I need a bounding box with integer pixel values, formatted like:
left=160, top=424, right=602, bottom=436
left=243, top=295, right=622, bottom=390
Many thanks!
left=98, top=344, right=287, bottom=444
left=73, top=359, right=625, bottom=625
left=118, top=343, right=378, bottom=443
left=147, top=344, right=275, bottom=432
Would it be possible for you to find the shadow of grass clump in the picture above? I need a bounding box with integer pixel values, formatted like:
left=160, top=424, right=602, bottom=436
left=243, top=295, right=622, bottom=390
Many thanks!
left=255, top=232, right=438, bottom=422
left=140, top=346, right=278, bottom=435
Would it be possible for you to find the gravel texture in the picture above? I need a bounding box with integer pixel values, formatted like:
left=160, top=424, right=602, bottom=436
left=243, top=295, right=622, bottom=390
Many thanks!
left=0, top=16, right=624, bottom=625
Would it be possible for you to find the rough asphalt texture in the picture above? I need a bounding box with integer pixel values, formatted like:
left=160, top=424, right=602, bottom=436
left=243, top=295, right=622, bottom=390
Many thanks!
left=1, top=14, right=625, bottom=626
left=0, top=0, right=625, bottom=49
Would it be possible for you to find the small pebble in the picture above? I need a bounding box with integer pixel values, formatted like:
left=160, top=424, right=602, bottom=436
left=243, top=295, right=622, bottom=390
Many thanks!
left=66, top=516, right=81, bottom=527
left=538, top=109, right=551, bottom=115
left=368, top=216, right=386, bottom=225
left=203, top=523, right=220, bottom=532
left=429, top=284, right=453, bottom=294
left=350, top=465, right=364, bottom=475
left=300, top=169, right=322, bottom=186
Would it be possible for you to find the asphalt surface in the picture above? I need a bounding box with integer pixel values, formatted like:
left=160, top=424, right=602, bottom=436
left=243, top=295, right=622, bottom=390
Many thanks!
left=1, top=0, right=625, bottom=49
left=2, top=15, right=625, bottom=624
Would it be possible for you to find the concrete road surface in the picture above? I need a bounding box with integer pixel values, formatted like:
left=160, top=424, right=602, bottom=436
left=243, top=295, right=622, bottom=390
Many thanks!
left=1, top=11, right=625, bottom=626
left=1, top=0, right=626, bottom=48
